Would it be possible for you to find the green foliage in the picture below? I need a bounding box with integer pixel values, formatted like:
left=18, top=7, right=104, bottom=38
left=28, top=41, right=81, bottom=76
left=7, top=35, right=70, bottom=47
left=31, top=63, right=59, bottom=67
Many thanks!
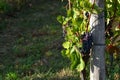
left=62, top=41, right=71, bottom=49
left=105, top=0, right=120, bottom=46
left=0, top=75, right=2, bottom=80
left=0, top=0, right=11, bottom=14
left=106, top=0, right=120, bottom=19
left=58, top=0, right=95, bottom=72
left=5, top=72, right=18, bottom=80
left=58, top=0, right=120, bottom=77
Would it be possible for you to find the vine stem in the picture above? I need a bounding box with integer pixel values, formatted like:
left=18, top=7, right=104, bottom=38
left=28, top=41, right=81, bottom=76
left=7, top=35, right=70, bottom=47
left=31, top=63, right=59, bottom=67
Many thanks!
left=80, top=72, right=84, bottom=80
left=68, top=0, right=71, bottom=10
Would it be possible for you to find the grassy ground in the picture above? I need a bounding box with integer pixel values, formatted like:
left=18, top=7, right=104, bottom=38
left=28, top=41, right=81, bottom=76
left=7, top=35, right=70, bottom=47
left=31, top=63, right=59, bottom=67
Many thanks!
left=0, top=0, right=80, bottom=80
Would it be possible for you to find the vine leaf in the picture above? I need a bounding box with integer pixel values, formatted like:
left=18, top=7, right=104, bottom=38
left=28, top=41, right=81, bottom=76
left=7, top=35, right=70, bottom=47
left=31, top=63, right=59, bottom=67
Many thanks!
left=76, top=57, right=85, bottom=72
left=74, top=46, right=85, bottom=71
left=70, top=53, right=79, bottom=70
left=70, top=46, right=75, bottom=54
left=57, top=15, right=65, bottom=24
left=62, top=41, right=71, bottom=49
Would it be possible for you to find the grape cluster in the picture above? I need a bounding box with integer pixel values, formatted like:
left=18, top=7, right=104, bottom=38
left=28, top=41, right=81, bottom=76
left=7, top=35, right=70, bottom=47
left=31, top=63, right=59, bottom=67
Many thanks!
left=85, top=11, right=89, bottom=18
left=80, top=33, right=93, bottom=55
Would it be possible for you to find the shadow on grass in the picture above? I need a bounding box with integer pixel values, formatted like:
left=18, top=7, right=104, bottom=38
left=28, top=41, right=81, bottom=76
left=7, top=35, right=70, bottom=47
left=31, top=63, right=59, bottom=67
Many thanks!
left=0, top=0, right=70, bottom=79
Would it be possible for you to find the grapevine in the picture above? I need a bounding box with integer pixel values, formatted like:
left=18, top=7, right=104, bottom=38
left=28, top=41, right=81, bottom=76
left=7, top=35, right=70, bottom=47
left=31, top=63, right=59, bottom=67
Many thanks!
left=57, top=0, right=100, bottom=72
left=57, top=0, right=120, bottom=79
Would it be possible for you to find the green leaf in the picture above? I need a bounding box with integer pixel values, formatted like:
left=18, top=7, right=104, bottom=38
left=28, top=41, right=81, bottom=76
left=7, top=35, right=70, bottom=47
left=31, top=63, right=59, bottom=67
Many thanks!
left=61, top=49, right=66, bottom=56
left=70, top=53, right=80, bottom=70
left=63, top=17, right=72, bottom=25
left=105, top=38, right=110, bottom=45
left=71, top=60, right=78, bottom=70
left=62, top=41, right=71, bottom=49
left=67, top=9, right=73, bottom=17
left=70, top=46, right=75, bottom=54
left=61, top=49, right=70, bottom=57
left=79, top=1, right=84, bottom=7
left=76, top=58, right=85, bottom=71
left=57, top=15, right=64, bottom=24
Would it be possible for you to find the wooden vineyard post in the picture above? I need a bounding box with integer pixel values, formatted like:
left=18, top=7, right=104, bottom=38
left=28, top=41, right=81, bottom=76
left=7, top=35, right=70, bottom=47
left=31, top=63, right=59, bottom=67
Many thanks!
left=90, top=0, right=106, bottom=80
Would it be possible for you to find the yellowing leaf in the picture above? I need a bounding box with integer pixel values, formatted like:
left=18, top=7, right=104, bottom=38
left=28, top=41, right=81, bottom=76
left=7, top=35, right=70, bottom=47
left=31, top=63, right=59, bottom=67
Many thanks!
left=62, top=41, right=71, bottom=49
